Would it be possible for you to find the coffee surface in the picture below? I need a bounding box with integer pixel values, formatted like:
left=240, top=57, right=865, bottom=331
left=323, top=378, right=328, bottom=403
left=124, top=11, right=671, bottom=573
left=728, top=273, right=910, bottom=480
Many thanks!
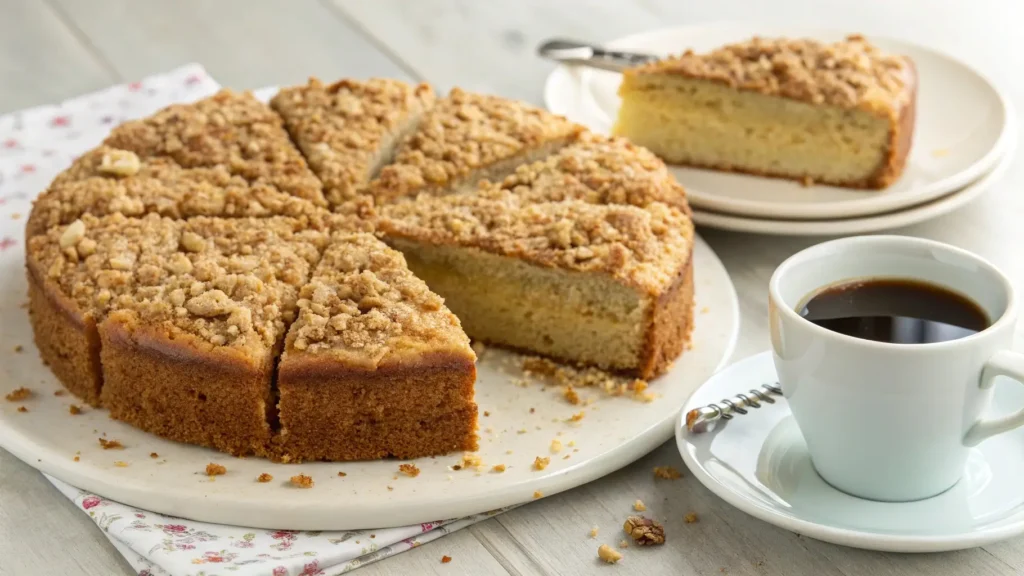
left=799, top=278, right=989, bottom=344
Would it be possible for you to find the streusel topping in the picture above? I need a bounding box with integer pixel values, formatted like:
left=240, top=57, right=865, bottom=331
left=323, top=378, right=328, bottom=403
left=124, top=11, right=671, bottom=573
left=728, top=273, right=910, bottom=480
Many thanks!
left=30, top=146, right=321, bottom=235
left=104, top=90, right=326, bottom=206
left=285, top=234, right=472, bottom=367
left=368, top=88, right=583, bottom=202
left=379, top=194, right=693, bottom=294
left=631, top=35, right=914, bottom=113
left=272, top=78, right=436, bottom=207
left=486, top=133, right=688, bottom=210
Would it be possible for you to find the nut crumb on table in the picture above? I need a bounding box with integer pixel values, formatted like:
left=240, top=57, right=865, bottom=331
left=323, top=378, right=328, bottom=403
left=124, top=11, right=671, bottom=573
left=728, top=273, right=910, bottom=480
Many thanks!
left=684, top=512, right=699, bottom=524
left=618, top=540, right=629, bottom=549
left=598, top=544, right=623, bottom=564
left=5, top=387, right=31, bottom=401
left=633, top=499, right=647, bottom=512
left=653, top=466, right=682, bottom=479
left=589, top=526, right=599, bottom=538
left=53, top=390, right=66, bottom=397
left=16, top=406, right=27, bottom=412
left=13, top=345, right=23, bottom=353
left=73, top=456, right=80, bottom=462
left=624, top=515, right=665, bottom=546
left=98, top=438, right=124, bottom=450
left=69, top=405, right=82, bottom=415
left=550, top=439, right=562, bottom=453
left=257, top=473, right=273, bottom=483
left=290, top=474, right=314, bottom=488
left=206, top=463, right=227, bottom=476
left=491, top=464, right=506, bottom=473
left=568, top=411, right=585, bottom=423
left=398, top=463, right=420, bottom=477
left=441, top=555, right=452, bottom=564
left=533, top=456, right=550, bottom=471
left=337, top=471, right=347, bottom=477
left=150, top=452, right=159, bottom=458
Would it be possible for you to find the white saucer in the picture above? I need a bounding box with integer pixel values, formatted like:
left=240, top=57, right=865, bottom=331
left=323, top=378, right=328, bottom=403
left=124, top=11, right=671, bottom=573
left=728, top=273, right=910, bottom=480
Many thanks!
left=543, top=22, right=1015, bottom=220
left=676, top=352, right=1024, bottom=552
left=691, top=140, right=1013, bottom=236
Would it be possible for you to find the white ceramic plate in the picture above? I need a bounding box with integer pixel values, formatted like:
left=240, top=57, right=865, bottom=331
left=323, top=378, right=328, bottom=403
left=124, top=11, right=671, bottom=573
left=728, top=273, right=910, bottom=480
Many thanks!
left=676, top=352, right=1024, bottom=553
left=0, top=233, right=738, bottom=530
left=543, top=22, right=1014, bottom=220
left=690, top=139, right=1013, bottom=236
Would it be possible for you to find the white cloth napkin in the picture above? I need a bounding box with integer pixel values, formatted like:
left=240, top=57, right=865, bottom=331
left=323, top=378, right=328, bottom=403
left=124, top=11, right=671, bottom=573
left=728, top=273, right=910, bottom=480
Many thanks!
left=3, top=65, right=507, bottom=576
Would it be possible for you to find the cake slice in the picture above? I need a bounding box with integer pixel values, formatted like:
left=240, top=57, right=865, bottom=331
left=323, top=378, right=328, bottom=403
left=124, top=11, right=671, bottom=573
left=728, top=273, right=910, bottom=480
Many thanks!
left=104, top=90, right=327, bottom=205
left=26, top=213, right=182, bottom=405
left=378, top=195, right=694, bottom=378
left=27, top=146, right=323, bottom=237
left=271, top=78, right=436, bottom=210
left=274, top=233, right=477, bottom=462
left=97, top=217, right=326, bottom=456
left=367, top=88, right=583, bottom=203
left=614, top=34, right=917, bottom=188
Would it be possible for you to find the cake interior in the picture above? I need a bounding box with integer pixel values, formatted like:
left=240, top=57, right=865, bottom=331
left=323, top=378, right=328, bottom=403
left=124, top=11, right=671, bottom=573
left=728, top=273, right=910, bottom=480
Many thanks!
left=390, top=239, right=650, bottom=371
left=615, top=76, right=891, bottom=184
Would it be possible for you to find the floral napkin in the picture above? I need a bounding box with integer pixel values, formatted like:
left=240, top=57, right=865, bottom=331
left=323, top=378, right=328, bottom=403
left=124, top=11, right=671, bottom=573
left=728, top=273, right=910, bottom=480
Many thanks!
left=2, top=65, right=507, bottom=575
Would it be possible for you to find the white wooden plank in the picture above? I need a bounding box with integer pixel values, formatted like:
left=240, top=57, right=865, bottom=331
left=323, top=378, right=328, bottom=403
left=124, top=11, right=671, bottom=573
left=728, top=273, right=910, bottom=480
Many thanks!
left=356, top=526, right=511, bottom=576
left=47, top=0, right=416, bottom=90
left=0, top=0, right=117, bottom=113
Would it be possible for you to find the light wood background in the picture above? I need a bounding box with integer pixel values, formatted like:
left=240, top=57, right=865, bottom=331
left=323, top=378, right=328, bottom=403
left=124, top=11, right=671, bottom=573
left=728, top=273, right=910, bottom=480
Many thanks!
left=1, top=1, right=1022, bottom=574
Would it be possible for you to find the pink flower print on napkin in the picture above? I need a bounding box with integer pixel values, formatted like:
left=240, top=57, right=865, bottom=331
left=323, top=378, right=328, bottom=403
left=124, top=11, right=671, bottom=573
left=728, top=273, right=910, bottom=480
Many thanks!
left=82, top=495, right=102, bottom=510
left=50, top=115, right=70, bottom=128
left=298, top=560, right=324, bottom=576
left=0, top=237, right=16, bottom=252
left=272, top=567, right=288, bottom=576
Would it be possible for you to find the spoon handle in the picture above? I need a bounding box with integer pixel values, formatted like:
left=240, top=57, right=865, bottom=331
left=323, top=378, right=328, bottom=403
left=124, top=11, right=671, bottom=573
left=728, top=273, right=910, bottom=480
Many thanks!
left=536, top=38, right=659, bottom=73
left=685, top=383, right=783, bottom=434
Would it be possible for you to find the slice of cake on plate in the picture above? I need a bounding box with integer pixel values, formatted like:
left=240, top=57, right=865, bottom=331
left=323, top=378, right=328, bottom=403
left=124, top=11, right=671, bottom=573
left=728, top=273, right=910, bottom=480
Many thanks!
left=378, top=194, right=694, bottom=379
left=271, top=78, right=436, bottom=211
left=614, top=34, right=917, bottom=188
left=274, top=233, right=477, bottom=461
left=368, top=88, right=584, bottom=203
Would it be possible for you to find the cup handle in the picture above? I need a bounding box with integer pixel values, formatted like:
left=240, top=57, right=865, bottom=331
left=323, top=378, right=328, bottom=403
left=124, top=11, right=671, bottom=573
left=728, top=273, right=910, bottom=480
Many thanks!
left=963, top=350, right=1024, bottom=447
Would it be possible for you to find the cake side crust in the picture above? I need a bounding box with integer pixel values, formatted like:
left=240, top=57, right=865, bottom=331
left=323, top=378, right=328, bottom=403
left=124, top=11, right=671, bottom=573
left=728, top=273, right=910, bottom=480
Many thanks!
left=638, top=254, right=695, bottom=379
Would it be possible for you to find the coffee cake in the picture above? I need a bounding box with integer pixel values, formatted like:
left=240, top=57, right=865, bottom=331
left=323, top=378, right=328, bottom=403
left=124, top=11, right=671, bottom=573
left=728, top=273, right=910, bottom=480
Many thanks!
left=614, top=35, right=917, bottom=188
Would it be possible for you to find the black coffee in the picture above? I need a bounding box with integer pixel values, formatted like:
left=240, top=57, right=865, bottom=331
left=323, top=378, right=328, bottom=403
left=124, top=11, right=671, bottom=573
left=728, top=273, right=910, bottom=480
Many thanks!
left=799, top=278, right=989, bottom=344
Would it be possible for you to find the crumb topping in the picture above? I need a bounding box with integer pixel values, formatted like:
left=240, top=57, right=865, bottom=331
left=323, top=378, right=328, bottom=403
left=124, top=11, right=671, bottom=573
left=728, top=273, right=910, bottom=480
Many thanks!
left=653, top=466, right=682, bottom=479
left=98, top=438, right=124, bottom=450
left=533, top=456, right=550, bottom=471
left=398, top=463, right=421, bottom=477
left=684, top=511, right=699, bottom=524
left=284, top=233, right=471, bottom=366
left=206, top=463, right=227, bottom=476
left=257, top=472, right=273, bottom=482
left=272, top=77, right=435, bottom=207
left=631, top=34, right=914, bottom=113
left=369, top=88, right=582, bottom=202
left=623, top=515, right=665, bottom=545
left=380, top=196, right=693, bottom=295
left=290, top=474, right=314, bottom=488
left=5, top=387, right=32, bottom=402
left=69, top=405, right=82, bottom=415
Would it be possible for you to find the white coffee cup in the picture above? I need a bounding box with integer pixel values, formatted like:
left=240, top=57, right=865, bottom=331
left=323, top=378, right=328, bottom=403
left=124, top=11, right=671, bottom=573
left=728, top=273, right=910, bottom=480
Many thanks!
left=768, top=235, right=1024, bottom=502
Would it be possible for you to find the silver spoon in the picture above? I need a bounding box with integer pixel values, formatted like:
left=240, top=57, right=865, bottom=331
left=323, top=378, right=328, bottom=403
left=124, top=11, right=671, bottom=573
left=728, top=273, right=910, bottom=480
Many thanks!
left=536, top=38, right=659, bottom=73
left=685, top=383, right=784, bottom=434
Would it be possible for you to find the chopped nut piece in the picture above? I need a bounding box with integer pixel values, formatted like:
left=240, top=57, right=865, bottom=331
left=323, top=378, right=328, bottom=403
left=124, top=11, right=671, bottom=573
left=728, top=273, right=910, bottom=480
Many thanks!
left=150, top=452, right=159, bottom=459
left=53, top=390, right=66, bottom=397
left=618, top=540, right=629, bottom=549
left=290, top=474, right=314, bottom=488
left=16, top=406, right=27, bottom=413
left=13, top=345, right=23, bottom=353
left=69, top=405, right=82, bottom=415
left=533, top=490, right=543, bottom=499
left=563, top=386, right=580, bottom=405
left=624, top=515, right=665, bottom=545
left=205, top=463, right=227, bottom=476
left=59, top=219, right=86, bottom=249
left=337, top=471, right=347, bottom=477
left=5, top=387, right=31, bottom=402
left=257, top=473, right=274, bottom=483
left=633, top=499, right=647, bottom=512
left=684, top=512, right=699, bottom=524
left=441, top=555, right=452, bottom=564
left=98, top=149, right=141, bottom=177
left=98, top=438, right=124, bottom=450
left=589, top=526, right=599, bottom=538
left=533, top=456, right=550, bottom=471
left=550, top=439, right=563, bottom=453
left=653, top=466, right=682, bottom=480
left=492, top=464, right=506, bottom=473
left=483, top=410, right=491, bottom=417
left=73, top=456, right=80, bottom=462
left=598, top=544, right=623, bottom=564
left=398, top=463, right=421, bottom=477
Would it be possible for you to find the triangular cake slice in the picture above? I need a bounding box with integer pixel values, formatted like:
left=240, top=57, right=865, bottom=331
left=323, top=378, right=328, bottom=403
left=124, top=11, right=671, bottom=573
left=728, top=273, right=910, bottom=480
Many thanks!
left=271, top=78, right=436, bottom=211
left=367, top=88, right=584, bottom=204
left=275, top=233, right=478, bottom=462
left=480, top=133, right=690, bottom=211
left=378, top=194, right=694, bottom=378
left=104, top=90, right=327, bottom=206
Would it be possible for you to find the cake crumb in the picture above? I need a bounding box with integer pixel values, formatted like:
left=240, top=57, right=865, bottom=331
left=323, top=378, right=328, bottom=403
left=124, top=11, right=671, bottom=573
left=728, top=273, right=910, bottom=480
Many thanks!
left=206, top=463, right=227, bottom=476
left=73, top=456, right=80, bottom=462
left=563, top=386, right=580, bottom=405
left=5, top=387, right=31, bottom=401
left=684, top=512, right=699, bottom=524
left=257, top=473, right=273, bottom=483
left=550, top=439, right=563, bottom=453
left=568, top=411, right=585, bottom=423
left=589, top=526, right=599, bottom=538
left=459, top=452, right=484, bottom=470
left=69, top=405, right=82, bottom=415
left=13, top=345, right=23, bottom=353
left=529, top=407, right=535, bottom=414
left=150, top=452, right=159, bottom=459
left=700, top=306, right=710, bottom=314
left=441, top=555, right=452, bottom=564
left=492, top=464, right=506, bottom=473
left=598, top=544, right=623, bottom=564
left=801, top=176, right=815, bottom=187
left=338, top=471, right=347, bottom=477
left=562, top=454, right=571, bottom=460
left=114, top=461, right=129, bottom=467
left=653, top=466, right=682, bottom=480
left=932, top=148, right=950, bottom=157
left=567, top=440, right=576, bottom=447
left=16, top=406, right=27, bottom=413
left=633, top=499, right=647, bottom=512
left=505, top=449, right=514, bottom=455
left=624, top=515, right=665, bottom=545
left=533, top=456, right=550, bottom=471
left=387, top=485, right=394, bottom=491
left=399, top=463, right=421, bottom=477
left=471, top=340, right=486, bottom=356
left=533, top=490, right=543, bottom=499
left=98, top=438, right=124, bottom=450
left=10, top=213, right=20, bottom=220
left=516, top=428, right=527, bottom=434
left=618, top=540, right=629, bottom=549
left=290, top=474, right=314, bottom=488
left=483, top=411, right=490, bottom=417
left=53, top=390, right=66, bottom=397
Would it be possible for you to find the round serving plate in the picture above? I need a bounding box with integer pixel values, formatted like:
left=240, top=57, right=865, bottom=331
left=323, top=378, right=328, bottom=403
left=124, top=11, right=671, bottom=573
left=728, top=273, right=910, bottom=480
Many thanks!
left=543, top=22, right=1014, bottom=220
left=689, top=139, right=1013, bottom=236
left=0, top=227, right=739, bottom=530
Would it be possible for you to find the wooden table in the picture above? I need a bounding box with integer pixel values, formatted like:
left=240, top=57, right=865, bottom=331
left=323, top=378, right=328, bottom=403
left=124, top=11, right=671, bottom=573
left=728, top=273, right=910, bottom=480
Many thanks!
left=2, top=1, right=1022, bottom=574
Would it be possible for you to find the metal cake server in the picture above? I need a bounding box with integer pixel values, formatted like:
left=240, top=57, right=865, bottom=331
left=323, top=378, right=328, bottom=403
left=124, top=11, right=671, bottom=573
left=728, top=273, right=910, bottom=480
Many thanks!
left=685, top=382, right=784, bottom=434
left=536, top=39, right=659, bottom=73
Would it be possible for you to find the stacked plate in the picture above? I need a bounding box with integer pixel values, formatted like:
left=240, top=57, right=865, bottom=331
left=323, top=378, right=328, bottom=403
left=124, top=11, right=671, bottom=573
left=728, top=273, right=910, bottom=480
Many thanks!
left=543, top=23, right=1016, bottom=236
